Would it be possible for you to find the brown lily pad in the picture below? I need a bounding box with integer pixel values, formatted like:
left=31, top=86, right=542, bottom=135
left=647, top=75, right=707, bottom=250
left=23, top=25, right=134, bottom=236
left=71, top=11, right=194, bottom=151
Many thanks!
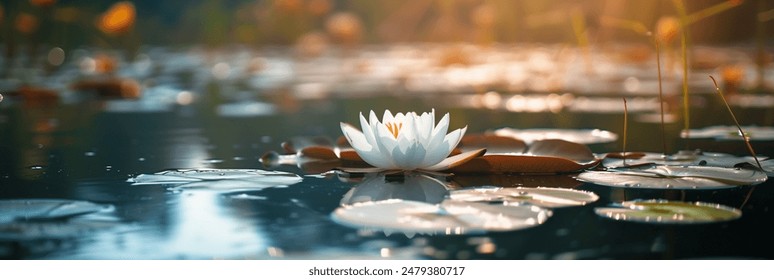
left=449, top=139, right=600, bottom=174
left=459, top=134, right=527, bottom=154
left=298, top=145, right=338, bottom=160
left=282, top=136, right=335, bottom=154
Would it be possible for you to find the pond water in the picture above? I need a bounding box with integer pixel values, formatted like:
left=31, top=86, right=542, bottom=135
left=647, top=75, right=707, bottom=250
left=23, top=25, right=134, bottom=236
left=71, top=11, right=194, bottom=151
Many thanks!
left=1, top=45, right=773, bottom=259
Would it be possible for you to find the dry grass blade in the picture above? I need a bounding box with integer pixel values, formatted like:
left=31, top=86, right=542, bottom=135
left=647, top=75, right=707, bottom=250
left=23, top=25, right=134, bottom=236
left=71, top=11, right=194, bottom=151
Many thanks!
left=709, top=76, right=763, bottom=170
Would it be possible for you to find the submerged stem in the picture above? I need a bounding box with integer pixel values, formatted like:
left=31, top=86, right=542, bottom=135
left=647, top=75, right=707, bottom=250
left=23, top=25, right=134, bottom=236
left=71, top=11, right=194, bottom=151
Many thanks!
left=709, top=76, right=763, bottom=170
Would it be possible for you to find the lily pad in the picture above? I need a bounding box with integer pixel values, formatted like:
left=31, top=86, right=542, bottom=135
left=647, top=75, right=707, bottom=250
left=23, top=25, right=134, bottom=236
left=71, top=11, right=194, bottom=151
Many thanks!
left=0, top=199, right=118, bottom=241
left=449, top=187, right=598, bottom=208
left=600, top=151, right=774, bottom=177
left=332, top=199, right=551, bottom=236
left=493, top=128, right=618, bottom=144
left=595, top=200, right=742, bottom=224
left=577, top=165, right=767, bottom=189
left=340, top=173, right=451, bottom=205
left=458, top=134, right=527, bottom=154
left=128, top=169, right=303, bottom=186
left=450, top=139, right=600, bottom=174
left=682, top=125, right=774, bottom=141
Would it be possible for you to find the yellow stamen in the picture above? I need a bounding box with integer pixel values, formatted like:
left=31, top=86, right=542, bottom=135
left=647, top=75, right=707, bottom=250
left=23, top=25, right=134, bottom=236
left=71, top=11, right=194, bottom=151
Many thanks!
left=385, top=122, right=402, bottom=139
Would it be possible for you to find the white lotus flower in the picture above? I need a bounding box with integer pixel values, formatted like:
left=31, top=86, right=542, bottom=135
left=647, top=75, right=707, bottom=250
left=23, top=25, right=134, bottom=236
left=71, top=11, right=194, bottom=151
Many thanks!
left=340, top=109, right=484, bottom=172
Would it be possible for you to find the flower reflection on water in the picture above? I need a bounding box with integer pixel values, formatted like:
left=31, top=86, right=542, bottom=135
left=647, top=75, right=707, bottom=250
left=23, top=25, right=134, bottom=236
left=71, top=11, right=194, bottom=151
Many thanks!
left=332, top=172, right=553, bottom=237
left=340, top=172, right=452, bottom=205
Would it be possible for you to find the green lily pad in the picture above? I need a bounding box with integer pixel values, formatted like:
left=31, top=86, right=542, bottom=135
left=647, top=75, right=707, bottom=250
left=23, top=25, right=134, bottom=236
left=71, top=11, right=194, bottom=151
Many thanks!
left=595, top=200, right=742, bottom=224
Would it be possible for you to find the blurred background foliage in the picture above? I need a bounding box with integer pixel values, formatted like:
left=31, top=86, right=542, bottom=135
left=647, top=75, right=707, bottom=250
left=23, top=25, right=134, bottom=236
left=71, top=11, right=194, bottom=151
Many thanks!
left=0, top=0, right=771, bottom=52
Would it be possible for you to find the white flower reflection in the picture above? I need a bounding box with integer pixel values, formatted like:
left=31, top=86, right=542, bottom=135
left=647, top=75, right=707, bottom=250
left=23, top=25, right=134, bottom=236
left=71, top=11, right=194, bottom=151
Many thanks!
left=340, top=173, right=452, bottom=205
left=332, top=172, right=552, bottom=237
left=340, top=109, right=480, bottom=172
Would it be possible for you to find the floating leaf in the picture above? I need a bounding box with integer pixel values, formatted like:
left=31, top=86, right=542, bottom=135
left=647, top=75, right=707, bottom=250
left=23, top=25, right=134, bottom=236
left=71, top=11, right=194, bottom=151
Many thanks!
left=332, top=199, right=551, bottom=236
left=284, top=136, right=336, bottom=154
left=171, top=180, right=291, bottom=191
left=601, top=151, right=768, bottom=169
left=577, top=165, right=767, bottom=189
left=450, top=187, right=599, bottom=208
left=298, top=146, right=339, bottom=160
left=340, top=173, right=451, bottom=205
left=459, top=134, right=527, bottom=154
left=492, top=128, right=618, bottom=144
left=450, top=139, right=600, bottom=174
left=595, top=200, right=742, bottom=224
left=128, top=169, right=303, bottom=186
left=682, top=125, right=774, bottom=141
left=527, top=139, right=597, bottom=162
